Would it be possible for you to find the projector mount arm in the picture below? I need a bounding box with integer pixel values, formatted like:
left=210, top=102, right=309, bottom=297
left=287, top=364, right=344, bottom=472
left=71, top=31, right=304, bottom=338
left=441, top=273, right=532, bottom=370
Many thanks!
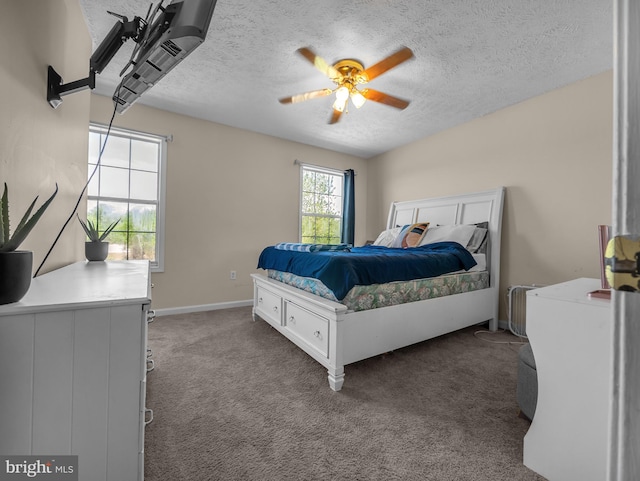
left=47, top=11, right=148, bottom=109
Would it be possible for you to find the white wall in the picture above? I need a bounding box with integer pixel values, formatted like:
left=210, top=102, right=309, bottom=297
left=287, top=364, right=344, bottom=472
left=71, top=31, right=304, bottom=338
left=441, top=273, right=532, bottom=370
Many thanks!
left=93, top=71, right=612, bottom=314
left=367, top=71, right=613, bottom=319
left=90, top=95, right=368, bottom=310
left=0, top=0, right=91, bottom=274
left=2, top=0, right=613, bottom=318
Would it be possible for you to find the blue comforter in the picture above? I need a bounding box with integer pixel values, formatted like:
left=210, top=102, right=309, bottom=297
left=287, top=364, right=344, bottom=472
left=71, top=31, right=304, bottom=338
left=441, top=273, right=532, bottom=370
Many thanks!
left=257, top=242, right=477, bottom=300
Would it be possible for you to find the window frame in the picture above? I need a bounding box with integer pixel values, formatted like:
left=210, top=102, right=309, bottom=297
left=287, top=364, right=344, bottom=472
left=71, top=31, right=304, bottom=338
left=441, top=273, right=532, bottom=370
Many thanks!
left=88, top=123, right=167, bottom=272
left=299, top=164, right=344, bottom=244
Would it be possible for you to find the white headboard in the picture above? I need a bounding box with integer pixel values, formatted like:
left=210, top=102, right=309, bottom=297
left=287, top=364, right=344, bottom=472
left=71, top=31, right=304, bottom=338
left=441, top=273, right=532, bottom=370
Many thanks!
left=386, top=187, right=505, bottom=289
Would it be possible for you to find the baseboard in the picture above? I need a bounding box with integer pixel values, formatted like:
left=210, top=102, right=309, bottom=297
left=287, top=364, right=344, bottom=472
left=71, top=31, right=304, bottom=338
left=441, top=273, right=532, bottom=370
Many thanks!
left=154, top=299, right=253, bottom=317
left=155, top=305, right=511, bottom=330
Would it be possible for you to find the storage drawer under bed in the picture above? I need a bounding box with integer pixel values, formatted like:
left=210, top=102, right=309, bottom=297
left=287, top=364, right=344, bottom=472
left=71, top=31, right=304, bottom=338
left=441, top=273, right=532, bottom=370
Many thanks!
left=284, top=301, right=329, bottom=357
left=256, top=286, right=283, bottom=326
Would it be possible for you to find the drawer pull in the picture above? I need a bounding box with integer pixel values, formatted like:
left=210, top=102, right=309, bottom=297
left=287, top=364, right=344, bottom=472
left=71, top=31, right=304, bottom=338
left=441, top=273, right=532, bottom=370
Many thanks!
left=313, top=330, right=322, bottom=338
left=258, top=297, right=263, bottom=303
left=145, top=408, right=154, bottom=426
left=289, top=316, right=295, bottom=324
left=273, top=306, right=278, bottom=313
left=147, top=310, right=156, bottom=323
left=147, top=359, right=155, bottom=372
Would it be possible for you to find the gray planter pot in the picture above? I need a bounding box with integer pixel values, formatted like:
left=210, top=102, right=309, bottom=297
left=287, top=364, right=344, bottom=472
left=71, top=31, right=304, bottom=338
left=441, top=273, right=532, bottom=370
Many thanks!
left=0, top=250, right=33, bottom=304
left=85, top=241, right=109, bottom=261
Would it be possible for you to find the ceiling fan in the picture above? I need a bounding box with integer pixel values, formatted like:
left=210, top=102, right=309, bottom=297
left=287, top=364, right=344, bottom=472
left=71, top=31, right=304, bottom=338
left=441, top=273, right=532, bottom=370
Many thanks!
left=279, top=46, right=414, bottom=124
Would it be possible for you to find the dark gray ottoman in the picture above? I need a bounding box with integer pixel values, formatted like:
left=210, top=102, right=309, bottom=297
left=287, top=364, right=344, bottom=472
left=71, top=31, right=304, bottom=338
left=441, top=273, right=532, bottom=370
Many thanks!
left=517, top=343, right=538, bottom=420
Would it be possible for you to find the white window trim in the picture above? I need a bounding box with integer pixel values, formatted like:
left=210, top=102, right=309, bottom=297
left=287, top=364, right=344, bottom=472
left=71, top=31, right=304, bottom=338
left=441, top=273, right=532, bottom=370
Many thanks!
left=89, top=123, right=167, bottom=273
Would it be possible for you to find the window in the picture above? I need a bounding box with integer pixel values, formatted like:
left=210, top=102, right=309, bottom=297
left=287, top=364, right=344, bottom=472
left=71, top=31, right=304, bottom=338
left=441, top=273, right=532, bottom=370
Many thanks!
left=300, top=165, right=343, bottom=244
left=87, top=124, right=166, bottom=271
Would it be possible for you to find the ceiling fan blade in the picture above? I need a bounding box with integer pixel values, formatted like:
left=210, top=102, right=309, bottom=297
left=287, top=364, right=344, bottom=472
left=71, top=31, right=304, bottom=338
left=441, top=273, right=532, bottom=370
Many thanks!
left=329, top=108, right=343, bottom=124
left=361, top=46, right=414, bottom=82
left=297, top=47, right=341, bottom=80
left=362, top=89, right=410, bottom=110
left=279, top=89, right=333, bottom=104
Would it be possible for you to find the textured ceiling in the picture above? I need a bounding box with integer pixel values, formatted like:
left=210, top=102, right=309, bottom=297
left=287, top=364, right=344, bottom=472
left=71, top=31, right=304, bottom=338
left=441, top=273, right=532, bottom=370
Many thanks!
left=78, top=0, right=613, bottom=159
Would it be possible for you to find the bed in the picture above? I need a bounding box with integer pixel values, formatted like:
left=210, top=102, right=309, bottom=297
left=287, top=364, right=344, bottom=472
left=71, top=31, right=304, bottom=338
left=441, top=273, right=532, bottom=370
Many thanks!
left=251, top=187, right=505, bottom=391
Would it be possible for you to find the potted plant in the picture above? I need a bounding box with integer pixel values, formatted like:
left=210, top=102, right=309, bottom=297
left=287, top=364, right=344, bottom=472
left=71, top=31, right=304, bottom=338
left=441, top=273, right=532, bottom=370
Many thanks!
left=0, top=183, right=58, bottom=304
left=77, top=214, right=120, bottom=261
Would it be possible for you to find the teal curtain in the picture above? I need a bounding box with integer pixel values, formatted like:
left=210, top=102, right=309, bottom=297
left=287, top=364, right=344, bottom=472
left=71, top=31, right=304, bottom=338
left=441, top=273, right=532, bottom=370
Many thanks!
left=341, top=169, right=355, bottom=245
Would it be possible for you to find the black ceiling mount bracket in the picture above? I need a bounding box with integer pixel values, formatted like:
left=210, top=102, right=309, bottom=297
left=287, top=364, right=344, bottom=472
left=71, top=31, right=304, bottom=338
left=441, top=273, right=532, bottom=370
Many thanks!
left=46, top=13, right=143, bottom=110
left=46, top=0, right=217, bottom=112
left=47, top=66, right=96, bottom=109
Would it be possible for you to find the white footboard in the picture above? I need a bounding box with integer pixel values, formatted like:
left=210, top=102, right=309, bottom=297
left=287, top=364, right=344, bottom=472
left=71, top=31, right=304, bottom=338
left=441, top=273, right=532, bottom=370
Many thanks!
left=252, top=273, right=348, bottom=390
left=252, top=273, right=496, bottom=391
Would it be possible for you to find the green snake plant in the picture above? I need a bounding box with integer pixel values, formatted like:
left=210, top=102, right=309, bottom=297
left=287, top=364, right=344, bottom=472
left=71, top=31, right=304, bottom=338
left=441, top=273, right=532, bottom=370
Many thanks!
left=0, top=183, right=58, bottom=252
left=77, top=214, right=120, bottom=242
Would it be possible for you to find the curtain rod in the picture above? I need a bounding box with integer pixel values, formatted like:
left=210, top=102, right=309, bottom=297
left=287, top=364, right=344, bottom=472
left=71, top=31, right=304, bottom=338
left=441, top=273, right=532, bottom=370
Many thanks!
left=91, top=122, right=173, bottom=142
left=294, top=159, right=356, bottom=175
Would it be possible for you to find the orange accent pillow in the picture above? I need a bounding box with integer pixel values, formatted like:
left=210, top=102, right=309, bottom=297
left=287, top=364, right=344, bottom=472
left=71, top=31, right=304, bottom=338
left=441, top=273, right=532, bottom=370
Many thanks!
left=400, top=222, right=429, bottom=248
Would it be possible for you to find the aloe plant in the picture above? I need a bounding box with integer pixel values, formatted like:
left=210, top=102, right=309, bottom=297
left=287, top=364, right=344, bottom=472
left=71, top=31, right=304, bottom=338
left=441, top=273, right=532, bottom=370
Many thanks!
left=0, top=183, right=58, bottom=253
left=77, top=214, right=120, bottom=242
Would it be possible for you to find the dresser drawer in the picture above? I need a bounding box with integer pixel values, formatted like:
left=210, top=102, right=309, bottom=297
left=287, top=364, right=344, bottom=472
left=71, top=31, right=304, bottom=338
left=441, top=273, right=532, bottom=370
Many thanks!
left=284, top=302, right=329, bottom=357
left=256, top=287, right=283, bottom=326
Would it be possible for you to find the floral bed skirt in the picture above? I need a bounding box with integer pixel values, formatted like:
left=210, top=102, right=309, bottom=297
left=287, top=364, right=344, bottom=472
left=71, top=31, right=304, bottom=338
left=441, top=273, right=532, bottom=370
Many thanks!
left=267, top=269, right=489, bottom=312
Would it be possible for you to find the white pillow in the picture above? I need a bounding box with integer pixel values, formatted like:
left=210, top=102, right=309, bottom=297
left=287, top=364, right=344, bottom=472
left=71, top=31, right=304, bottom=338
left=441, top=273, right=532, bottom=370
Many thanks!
left=419, top=224, right=477, bottom=247
left=372, top=227, right=403, bottom=247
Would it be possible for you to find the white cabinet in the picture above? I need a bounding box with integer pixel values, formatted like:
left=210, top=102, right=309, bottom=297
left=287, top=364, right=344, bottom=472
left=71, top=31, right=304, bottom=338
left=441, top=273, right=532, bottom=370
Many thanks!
left=0, top=261, right=152, bottom=481
left=523, top=278, right=611, bottom=481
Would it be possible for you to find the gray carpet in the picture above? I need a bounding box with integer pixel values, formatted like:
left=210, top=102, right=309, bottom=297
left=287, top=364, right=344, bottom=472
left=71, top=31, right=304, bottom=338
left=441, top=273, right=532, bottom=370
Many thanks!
left=144, top=307, right=545, bottom=481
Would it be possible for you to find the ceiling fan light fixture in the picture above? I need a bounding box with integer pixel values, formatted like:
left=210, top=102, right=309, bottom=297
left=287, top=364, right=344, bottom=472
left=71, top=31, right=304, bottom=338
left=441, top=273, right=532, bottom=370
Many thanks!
left=332, top=97, right=348, bottom=112
left=350, top=89, right=366, bottom=108
left=335, top=86, right=350, bottom=102
left=280, top=46, right=414, bottom=124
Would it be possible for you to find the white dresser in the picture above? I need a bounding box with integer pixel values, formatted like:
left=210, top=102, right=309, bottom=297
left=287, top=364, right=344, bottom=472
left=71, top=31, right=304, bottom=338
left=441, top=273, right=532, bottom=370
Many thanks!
left=523, top=278, right=611, bottom=481
left=0, top=261, right=152, bottom=481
